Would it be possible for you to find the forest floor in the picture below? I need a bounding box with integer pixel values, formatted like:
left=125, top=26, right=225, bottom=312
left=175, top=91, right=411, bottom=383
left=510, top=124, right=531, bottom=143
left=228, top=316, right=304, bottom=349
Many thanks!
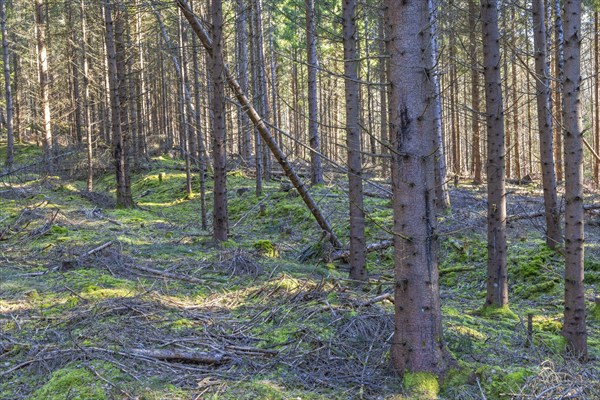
left=0, top=143, right=599, bottom=400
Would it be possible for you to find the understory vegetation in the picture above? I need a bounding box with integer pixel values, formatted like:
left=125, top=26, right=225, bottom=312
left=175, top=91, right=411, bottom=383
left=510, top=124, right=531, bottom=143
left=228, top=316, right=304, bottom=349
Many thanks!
left=0, top=144, right=599, bottom=399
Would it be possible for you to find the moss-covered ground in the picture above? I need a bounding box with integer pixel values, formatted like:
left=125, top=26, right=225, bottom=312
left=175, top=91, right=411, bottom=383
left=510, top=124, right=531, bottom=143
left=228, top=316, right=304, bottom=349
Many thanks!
left=0, top=145, right=598, bottom=399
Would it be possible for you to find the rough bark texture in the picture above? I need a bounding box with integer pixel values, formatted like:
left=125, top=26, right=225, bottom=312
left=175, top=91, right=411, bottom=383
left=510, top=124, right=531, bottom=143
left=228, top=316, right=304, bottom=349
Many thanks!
left=343, top=0, right=366, bottom=281
left=561, top=0, right=587, bottom=359
left=553, top=0, right=564, bottom=182
left=429, top=0, right=450, bottom=210
left=211, top=0, right=229, bottom=242
left=174, top=0, right=342, bottom=249
left=532, top=0, right=561, bottom=250
left=481, top=0, right=508, bottom=308
left=469, top=0, right=482, bottom=184
left=1, top=0, right=13, bottom=168
left=386, top=0, right=447, bottom=377
left=103, top=0, right=133, bottom=208
left=35, top=0, right=52, bottom=173
left=81, top=0, right=93, bottom=191
left=595, top=12, right=599, bottom=186
left=305, top=0, right=323, bottom=185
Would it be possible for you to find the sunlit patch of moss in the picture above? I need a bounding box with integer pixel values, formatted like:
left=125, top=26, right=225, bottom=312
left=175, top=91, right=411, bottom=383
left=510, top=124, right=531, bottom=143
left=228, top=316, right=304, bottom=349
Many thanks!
left=30, top=362, right=122, bottom=400
left=171, top=318, right=195, bottom=331
left=510, top=243, right=558, bottom=280
left=476, top=366, right=534, bottom=398
left=476, top=305, right=519, bottom=320
left=532, top=315, right=562, bottom=333
left=253, top=240, right=279, bottom=258
left=402, top=372, right=439, bottom=400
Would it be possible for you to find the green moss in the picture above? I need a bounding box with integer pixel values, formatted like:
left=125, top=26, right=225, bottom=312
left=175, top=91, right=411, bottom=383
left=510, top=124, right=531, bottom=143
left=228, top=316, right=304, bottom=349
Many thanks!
left=253, top=240, right=279, bottom=258
left=30, top=363, right=120, bottom=400
left=402, top=372, right=439, bottom=399
left=514, top=280, right=558, bottom=299
left=50, top=225, right=69, bottom=235
left=476, top=305, right=519, bottom=320
left=590, top=303, right=600, bottom=321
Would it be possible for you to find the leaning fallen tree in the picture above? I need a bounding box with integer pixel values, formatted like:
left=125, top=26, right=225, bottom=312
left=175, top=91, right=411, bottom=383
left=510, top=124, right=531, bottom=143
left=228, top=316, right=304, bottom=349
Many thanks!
left=174, top=0, right=341, bottom=249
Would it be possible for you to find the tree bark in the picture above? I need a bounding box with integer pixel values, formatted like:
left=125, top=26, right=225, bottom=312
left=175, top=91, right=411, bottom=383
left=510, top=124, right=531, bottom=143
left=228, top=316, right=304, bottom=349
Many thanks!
left=103, top=0, right=133, bottom=208
left=80, top=0, right=93, bottom=191
left=35, top=0, right=52, bottom=173
left=386, top=0, right=448, bottom=378
left=469, top=0, right=482, bottom=184
left=211, top=0, right=229, bottom=242
left=532, top=0, right=561, bottom=250
left=481, top=0, right=508, bottom=309
left=1, top=0, right=13, bottom=168
left=305, top=0, right=323, bottom=185
left=561, top=0, right=587, bottom=359
left=553, top=0, right=564, bottom=182
left=343, top=0, right=366, bottom=281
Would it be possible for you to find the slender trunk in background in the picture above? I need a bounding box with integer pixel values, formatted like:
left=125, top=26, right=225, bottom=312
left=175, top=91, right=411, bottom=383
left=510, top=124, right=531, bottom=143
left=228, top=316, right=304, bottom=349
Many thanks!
left=343, top=0, right=366, bottom=282
left=249, top=2, right=262, bottom=196
left=482, top=0, right=508, bottom=309
left=252, top=0, right=271, bottom=180
left=1, top=0, right=14, bottom=168
left=430, top=0, right=450, bottom=209
left=178, top=10, right=193, bottom=196
left=305, top=0, right=323, bottom=184
left=67, top=2, right=82, bottom=145
left=449, top=19, right=459, bottom=177
left=533, top=0, right=561, bottom=250
left=511, top=8, right=521, bottom=181
left=386, top=0, right=448, bottom=380
left=378, top=15, right=389, bottom=178
left=362, top=10, right=375, bottom=166
left=81, top=0, right=93, bottom=191
left=35, top=0, right=52, bottom=173
left=236, top=0, right=251, bottom=162
left=190, top=0, right=208, bottom=230
left=561, top=0, right=587, bottom=360
left=211, top=0, right=229, bottom=242
left=469, top=0, right=482, bottom=184
left=11, top=32, right=19, bottom=144
left=526, top=26, right=534, bottom=175
left=594, top=12, right=599, bottom=186
left=103, top=0, right=133, bottom=208
left=553, top=0, right=564, bottom=182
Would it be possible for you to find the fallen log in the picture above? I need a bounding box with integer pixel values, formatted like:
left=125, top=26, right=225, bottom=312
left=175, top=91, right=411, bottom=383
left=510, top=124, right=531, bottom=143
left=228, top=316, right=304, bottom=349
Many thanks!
left=507, top=204, right=600, bottom=222
left=360, top=292, right=394, bottom=307
left=174, top=0, right=341, bottom=249
left=129, top=348, right=226, bottom=365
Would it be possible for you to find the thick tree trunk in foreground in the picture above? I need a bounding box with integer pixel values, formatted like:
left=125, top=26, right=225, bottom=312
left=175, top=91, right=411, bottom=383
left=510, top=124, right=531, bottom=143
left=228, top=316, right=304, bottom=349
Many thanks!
left=175, top=0, right=342, bottom=249
left=386, top=0, right=448, bottom=379
left=211, top=0, right=228, bottom=242
left=532, top=0, right=561, bottom=250
left=305, top=0, right=323, bottom=185
left=343, top=0, right=366, bottom=282
left=481, top=0, right=508, bottom=308
left=1, top=0, right=13, bottom=168
left=561, top=0, right=587, bottom=359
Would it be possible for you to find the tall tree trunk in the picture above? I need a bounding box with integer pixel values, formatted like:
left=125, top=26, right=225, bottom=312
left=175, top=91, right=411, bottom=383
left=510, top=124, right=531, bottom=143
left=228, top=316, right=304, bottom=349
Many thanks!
left=103, top=0, right=133, bottom=208
left=378, top=15, right=389, bottom=178
left=35, top=0, right=52, bottom=173
left=236, top=0, right=251, bottom=162
left=469, top=0, right=482, bottom=184
left=430, top=0, right=450, bottom=209
left=533, top=0, right=561, bottom=250
left=81, top=0, right=93, bottom=191
left=386, top=0, right=448, bottom=380
left=594, top=12, right=599, bottom=186
left=191, top=0, right=208, bottom=230
left=561, top=0, right=587, bottom=359
left=553, top=0, right=564, bottom=182
left=511, top=9, right=521, bottom=181
left=1, top=0, right=13, bottom=168
left=305, top=0, right=323, bottom=184
left=482, top=0, right=508, bottom=309
left=211, top=0, right=228, bottom=242
left=343, top=0, right=366, bottom=281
